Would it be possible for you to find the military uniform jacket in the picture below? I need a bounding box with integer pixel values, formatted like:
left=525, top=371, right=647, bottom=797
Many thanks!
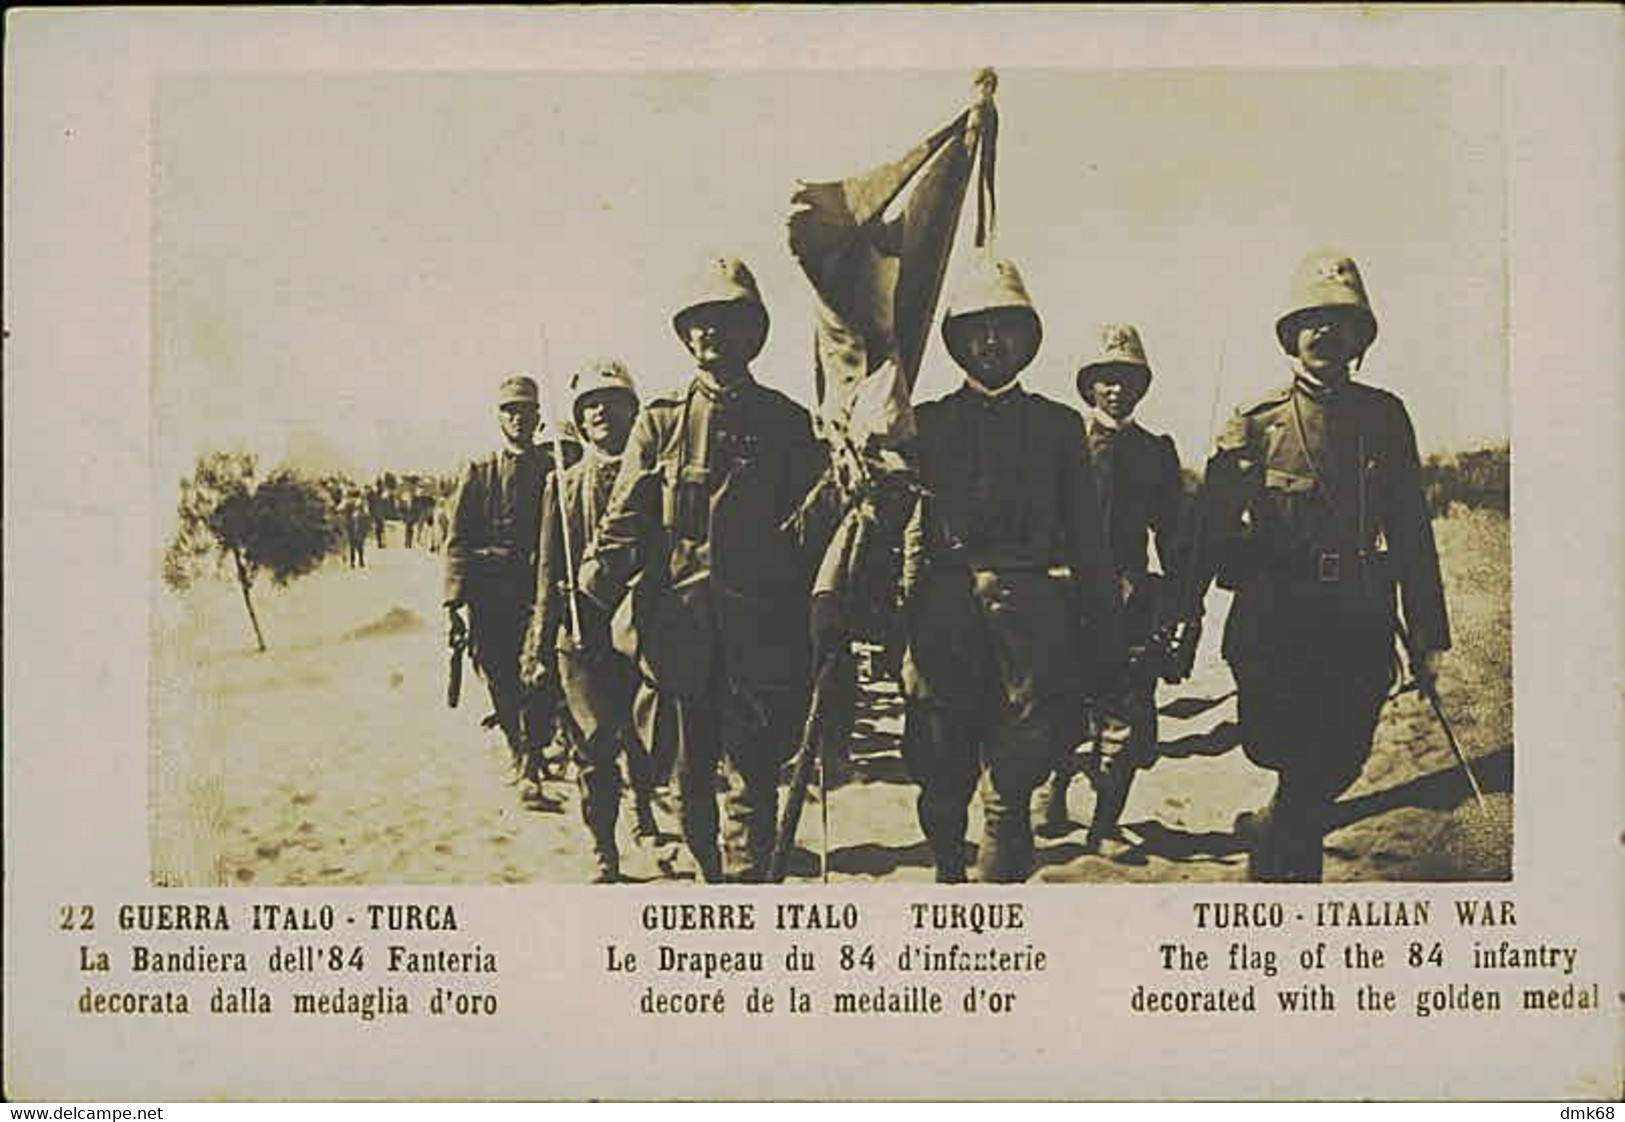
left=901, top=385, right=1121, bottom=706
left=524, top=449, right=637, bottom=739
left=576, top=373, right=828, bottom=695
left=1202, top=377, right=1451, bottom=664
left=531, top=450, right=623, bottom=657
left=1086, top=414, right=1186, bottom=644
left=1086, top=416, right=1184, bottom=578
left=442, top=447, right=548, bottom=607
left=341, top=497, right=369, bottom=534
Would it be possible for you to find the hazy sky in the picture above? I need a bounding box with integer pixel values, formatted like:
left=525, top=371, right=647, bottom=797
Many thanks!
left=153, top=67, right=1506, bottom=485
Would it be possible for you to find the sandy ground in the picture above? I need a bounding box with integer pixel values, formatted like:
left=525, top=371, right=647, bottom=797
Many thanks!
left=150, top=510, right=1512, bottom=887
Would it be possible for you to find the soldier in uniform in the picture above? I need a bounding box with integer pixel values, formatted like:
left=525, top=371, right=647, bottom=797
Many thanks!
left=523, top=359, right=662, bottom=883
left=1190, top=250, right=1450, bottom=882
left=400, top=483, right=418, bottom=549
left=899, top=258, right=1121, bottom=883
left=406, top=482, right=436, bottom=550
left=444, top=375, right=559, bottom=798
left=573, top=256, right=829, bottom=883
left=342, top=486, right=370, bottom=569
left=367, top=483, right=388, bottom=549
left=1037, top=324, right=1190, bottom=854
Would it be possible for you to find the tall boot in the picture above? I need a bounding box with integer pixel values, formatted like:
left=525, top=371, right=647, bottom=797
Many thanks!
left=1239, top=781, right=1318, bottom=883
left=589, top=837, right=621, bottom=884
left=977, top=802, right=1035, bottom=884
left=1279, top=797, right=1327, bottom=883
left=633, top=790, right=659, bottom=842
left=621, top=734, right=661, bottom=841
left=722, top=755, right=779, bottom=884
left=1288, top=829, right=1325, bottom=883
left=931, top=836, right=968, bottom=884
left=1235, top=801, right=1281, bottom=882
left=1085, top=758, right=1135, bottom=853
left=676, top=760, right=725, bottom=883
left=579, top=757, right=622, bottom=884
left=1036, top=773, right=1073, bottom=836
left=690, top=844, right=726, bottom=884
left=918, top=791, right=968, bottom=883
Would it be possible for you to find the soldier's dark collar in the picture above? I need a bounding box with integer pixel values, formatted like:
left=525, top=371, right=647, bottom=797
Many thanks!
left=692, top=368, right=755, bottom=402
left=1293, top=370, right=1348, bottom=403
left=960, top=377, right=1023, bottom=402
left=1089, top=406, right=1136, bottom=433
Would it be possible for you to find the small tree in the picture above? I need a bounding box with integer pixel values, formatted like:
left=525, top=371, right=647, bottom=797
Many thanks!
left=163, top=451, right=341, bottom=652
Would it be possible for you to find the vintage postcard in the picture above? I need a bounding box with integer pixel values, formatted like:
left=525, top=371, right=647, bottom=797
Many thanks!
left=4, top=6, right=1620, bottom=1102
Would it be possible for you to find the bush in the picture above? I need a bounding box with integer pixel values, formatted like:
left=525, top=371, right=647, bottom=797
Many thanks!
left=1422, top=443, right=1510, bottom=517
left=163, top=452, right=342, bottom=651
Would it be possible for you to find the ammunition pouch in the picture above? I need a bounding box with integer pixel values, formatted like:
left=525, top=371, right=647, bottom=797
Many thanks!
left=630, top=570, right=716, bottom=700
left=662, top=464, right=712, bottom=545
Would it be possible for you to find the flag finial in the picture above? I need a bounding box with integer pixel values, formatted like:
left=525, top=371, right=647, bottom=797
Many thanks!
left=973, top=68, right=998, bottom=104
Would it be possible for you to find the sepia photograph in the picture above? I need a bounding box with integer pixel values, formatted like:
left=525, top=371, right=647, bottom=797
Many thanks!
left=148, top=65, right=1511, bottom=890
left=6, top=6, right=1619, bottom=1103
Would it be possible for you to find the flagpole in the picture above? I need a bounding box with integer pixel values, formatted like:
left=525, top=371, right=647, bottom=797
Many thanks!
left=771, top=67, right=1003, bottom=880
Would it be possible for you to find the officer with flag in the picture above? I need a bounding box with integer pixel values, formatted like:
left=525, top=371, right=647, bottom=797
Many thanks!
left=1188, top=250, right=1451, bottom=882
left=899, top=256, right=1121, bottom=883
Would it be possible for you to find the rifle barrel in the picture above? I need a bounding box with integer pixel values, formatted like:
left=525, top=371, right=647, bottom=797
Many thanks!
left=447, top=642, right=464, bottom=708
left=536, top=327, right=582, bottom=644
left=768, top=653, right=840, bottom=883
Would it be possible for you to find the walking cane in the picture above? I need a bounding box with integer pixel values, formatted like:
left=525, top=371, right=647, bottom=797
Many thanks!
left=818, top=730, right=831, bottom=886
left=1393, top=619, right=1488, bottom=813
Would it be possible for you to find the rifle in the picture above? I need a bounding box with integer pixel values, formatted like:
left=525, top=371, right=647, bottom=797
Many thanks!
left=768, top=503, right=871, bottom=884
left=446, top=619, right=468, bottom=708
left=535, top=328, right=582, bottom=645
left=768, top=649, right=848, bottom=884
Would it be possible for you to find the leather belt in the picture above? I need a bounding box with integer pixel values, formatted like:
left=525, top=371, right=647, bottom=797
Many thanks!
left=1263, top=548, right=1374, bottom=584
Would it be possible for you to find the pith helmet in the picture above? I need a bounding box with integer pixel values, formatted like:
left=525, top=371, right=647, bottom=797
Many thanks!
left=497, top=374, right=539, bottom=407
left=1077, top=322, right=1153, bottom=404
left=940, top=256, right=1043, bottom=375
left=672, top=255, right=770, bottom=361
left=569, top=359, right=640, bottom=428
left=1275, top=250, right=1378, bottom=357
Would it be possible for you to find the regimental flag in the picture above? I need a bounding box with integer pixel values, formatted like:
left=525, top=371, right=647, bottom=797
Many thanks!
left=788, top=70, right=999, bottom=453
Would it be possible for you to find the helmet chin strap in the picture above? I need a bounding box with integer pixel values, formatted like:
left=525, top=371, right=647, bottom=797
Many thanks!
left=965, top=372, right=1020, bottom=397
left=1090, top=404, right=1131, bottom=430
left=1292, top=358, right=1353, bottom=398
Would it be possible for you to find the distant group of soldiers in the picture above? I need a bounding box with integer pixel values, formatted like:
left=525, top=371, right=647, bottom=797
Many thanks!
left=336, top=478, right=453, bottom=569
left=440, top=247, right=1450, bottom=885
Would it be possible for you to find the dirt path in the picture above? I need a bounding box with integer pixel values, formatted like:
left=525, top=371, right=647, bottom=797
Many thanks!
left=151, top=510, right=1511, bottom=887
